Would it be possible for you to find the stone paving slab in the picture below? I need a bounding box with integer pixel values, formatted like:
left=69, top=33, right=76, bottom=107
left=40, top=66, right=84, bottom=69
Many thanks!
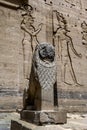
left=0, top=113, right=87, bottom=130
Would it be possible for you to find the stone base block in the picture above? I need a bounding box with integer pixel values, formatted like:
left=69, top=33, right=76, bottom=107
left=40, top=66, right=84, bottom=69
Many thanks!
left=11, top=119, right=66, bottom=130
left=20, top=110, right=67, bottom=125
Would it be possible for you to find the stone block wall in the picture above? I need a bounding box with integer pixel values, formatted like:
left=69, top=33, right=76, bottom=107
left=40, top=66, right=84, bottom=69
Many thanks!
left=52, top=0, right=87, bottom=112
left=0, top=0, right=87, bottom=112
left=0, top=1, right=23, bottom=110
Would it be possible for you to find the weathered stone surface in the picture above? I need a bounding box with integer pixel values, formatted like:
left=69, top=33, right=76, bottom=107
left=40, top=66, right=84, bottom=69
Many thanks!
left=23, top=43, right=57, bottom=111
left=21, top=110, right=67, bottom=125
left=11, top=119, right=66, bottom=130
left=11, top=119, right=36, bottom=130
left=1, top=0, right=87, bottom=112
left=21, top=43, right=67, bottom=125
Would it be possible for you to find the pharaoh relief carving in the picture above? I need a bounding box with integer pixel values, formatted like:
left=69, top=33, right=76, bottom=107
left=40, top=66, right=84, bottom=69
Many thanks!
left=21, top=4, right=43, bottom=82
left=53, top=11, right=82, bottom=86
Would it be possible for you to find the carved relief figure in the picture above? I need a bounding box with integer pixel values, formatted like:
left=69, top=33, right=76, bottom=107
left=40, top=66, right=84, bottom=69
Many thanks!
left=53, top=11, right=82, bottom=86
left=81, top=21, right=87, bottom=58
left=21, top=4, right=43, bottom=81
left=81, top=21, right=87, bottom=45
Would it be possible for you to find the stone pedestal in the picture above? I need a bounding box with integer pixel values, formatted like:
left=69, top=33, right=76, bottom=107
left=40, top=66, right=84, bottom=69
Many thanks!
left=20, top=109, right=67, bottom=125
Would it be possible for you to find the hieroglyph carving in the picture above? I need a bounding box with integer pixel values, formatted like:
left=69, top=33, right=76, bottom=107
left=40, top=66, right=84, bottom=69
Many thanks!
left=53, top=11, right=82, bottom=86
left=21, top=4, right=43, bottom=80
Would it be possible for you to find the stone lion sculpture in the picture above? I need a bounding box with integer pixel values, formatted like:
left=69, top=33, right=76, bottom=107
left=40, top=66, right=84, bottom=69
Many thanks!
left=23, top=42, right=57, bottom=110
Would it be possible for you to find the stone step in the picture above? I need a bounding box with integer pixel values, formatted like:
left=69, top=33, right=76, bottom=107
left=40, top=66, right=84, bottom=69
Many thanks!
left=11, top=119, right=69, bottom=130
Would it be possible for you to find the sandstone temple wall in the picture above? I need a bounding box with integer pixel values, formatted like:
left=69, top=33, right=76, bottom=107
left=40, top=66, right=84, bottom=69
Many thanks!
left=0, top=0, right=87, bottom=112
